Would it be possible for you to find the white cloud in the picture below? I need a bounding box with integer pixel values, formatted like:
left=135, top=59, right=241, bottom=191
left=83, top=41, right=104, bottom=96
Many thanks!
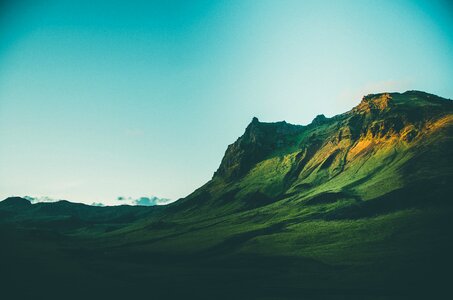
left=24, top=196, right=59, bottom=204
left=22, top=195, right=174, bottom=207
left=115, top=196, right=174, bottom=206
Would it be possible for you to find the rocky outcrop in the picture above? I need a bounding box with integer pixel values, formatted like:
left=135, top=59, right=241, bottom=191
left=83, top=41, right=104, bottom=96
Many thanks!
left=213, top=117, right=305, bottom=180
left=354, top=93, right=393, bottom=113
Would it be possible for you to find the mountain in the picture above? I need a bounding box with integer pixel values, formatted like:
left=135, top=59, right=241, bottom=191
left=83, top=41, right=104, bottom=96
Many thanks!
left=175, top=91, right=452, bottom=214
left=1, top=91, right=452, bottom=300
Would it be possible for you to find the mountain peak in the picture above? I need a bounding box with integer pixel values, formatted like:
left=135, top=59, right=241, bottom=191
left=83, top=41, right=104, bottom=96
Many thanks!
left=355, top=93, right=393, bottom=113
left=312, top=114, right=328, bottom=125
left=214, top=119, right=304, bottom=180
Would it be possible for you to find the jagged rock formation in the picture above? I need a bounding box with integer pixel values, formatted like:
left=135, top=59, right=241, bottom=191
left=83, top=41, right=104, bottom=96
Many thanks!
left=214, top=117, right=304, bottom=180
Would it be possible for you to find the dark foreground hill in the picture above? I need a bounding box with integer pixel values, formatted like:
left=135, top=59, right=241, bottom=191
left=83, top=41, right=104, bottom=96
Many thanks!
left=1, top=91, right=453, bottom=299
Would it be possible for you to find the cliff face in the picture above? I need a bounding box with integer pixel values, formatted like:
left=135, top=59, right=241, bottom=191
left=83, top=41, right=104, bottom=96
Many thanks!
left=213, top=117, right=305, bottom=180
left=178, top=91, right=453, bottom=212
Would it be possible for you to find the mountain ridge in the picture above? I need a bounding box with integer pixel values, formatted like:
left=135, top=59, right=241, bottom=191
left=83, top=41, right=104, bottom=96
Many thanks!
left=171, top=90, right=452, bottom=215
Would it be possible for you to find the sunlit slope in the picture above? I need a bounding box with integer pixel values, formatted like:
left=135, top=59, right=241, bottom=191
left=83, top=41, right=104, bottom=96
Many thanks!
left=173, top=91, right=452, bottom=213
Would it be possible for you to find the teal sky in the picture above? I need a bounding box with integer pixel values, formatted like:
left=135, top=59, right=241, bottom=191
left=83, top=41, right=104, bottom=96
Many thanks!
left=1, top=0, right=452, bottom=205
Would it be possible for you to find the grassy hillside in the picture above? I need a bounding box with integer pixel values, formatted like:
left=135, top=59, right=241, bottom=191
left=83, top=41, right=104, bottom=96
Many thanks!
left=1, top=91, right=452, bottom=299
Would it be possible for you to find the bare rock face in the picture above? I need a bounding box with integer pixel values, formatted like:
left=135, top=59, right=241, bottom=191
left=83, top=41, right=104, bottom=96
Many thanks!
left=355, top=93, right=393, bottom=114
left=213, top=117, right=305, bottom=180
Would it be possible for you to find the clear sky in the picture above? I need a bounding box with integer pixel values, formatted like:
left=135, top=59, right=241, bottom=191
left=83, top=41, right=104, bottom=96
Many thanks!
left=1, top=0, right=452, bottom=205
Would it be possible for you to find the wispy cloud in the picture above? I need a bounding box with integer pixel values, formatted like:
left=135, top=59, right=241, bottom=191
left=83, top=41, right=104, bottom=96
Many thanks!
left=115, top=196, right=173, bottom=206
left=24, top=196, right=59, bottom=204
left=22, top=195, right=174, bottom=207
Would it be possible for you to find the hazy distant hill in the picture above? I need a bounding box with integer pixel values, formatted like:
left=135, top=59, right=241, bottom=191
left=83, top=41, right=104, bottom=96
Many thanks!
left=1, top=91, right=452, bottom=299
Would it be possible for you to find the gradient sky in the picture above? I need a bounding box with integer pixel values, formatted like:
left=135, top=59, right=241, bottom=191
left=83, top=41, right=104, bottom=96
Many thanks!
left=1, top=0, right=452, bottom=205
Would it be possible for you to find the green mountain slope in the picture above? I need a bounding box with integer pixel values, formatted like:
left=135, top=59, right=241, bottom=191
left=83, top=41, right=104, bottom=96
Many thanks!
left=1, top=90, right=452, bottom=299
left=174, top=91, right=452, bottom=213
